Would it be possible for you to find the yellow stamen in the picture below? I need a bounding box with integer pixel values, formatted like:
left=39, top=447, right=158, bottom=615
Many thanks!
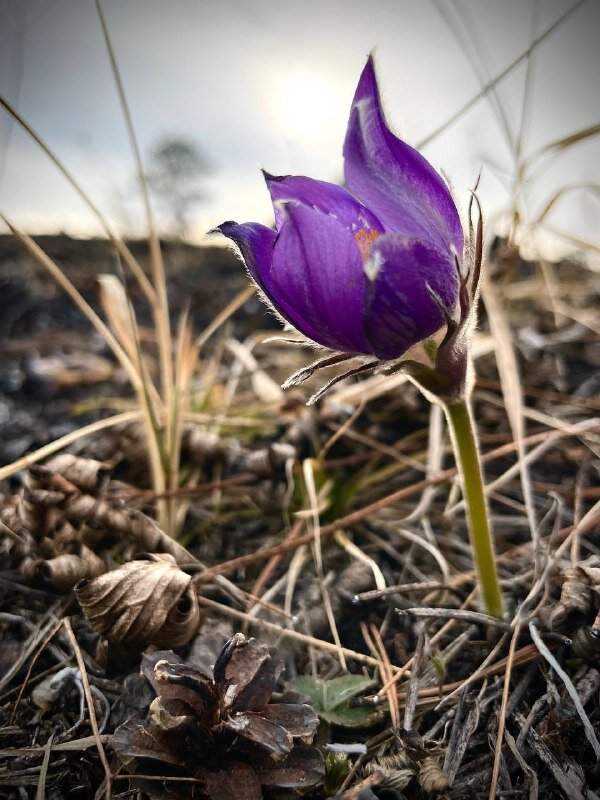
left=354, top=228, right=380, bottom=261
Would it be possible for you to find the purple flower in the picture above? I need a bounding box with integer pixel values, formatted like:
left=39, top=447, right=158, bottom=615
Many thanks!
left=218, top=57, right=473, bottom=401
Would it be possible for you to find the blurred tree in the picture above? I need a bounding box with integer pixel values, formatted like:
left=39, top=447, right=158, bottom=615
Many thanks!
left=147, top=136, right=212, bottom=239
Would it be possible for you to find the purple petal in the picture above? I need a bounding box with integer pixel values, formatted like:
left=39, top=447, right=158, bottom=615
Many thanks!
left=269, top=202, right=373, bottom=353
left=363, top=233, right=459, bottom=360
left=216, top=221, right=276, bottom=294
left=264, top=172, right=383, bottom=236
left=344, top=57, right=463, bottom=254
left=218, top=220, right=341, bottom=348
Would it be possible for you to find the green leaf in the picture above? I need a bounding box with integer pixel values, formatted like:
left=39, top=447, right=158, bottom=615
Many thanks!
left=290, top=675, right=326, bottom=711
left=321, top=675, right=375, bottom=710
left=290, top=675, right=380, bottom=728
left=321, top=705, right=382, bottom=728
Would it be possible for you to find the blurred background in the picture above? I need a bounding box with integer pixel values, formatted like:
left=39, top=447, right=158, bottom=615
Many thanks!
left=0, top=0, right=599, bottom=261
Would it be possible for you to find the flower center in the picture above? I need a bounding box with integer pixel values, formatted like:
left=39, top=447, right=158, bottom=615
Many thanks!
left=354, top=227, right=380, bottom=261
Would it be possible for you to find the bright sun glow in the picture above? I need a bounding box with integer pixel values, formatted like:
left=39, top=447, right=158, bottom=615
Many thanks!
left=278, top=72, right=339, bottom=139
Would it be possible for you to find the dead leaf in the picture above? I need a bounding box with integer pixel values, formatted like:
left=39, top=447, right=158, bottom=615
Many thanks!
left=45, top=454, right=109, bottom=495
left=548, top=558, right=600, bottom=643
left=76, top=554, right=200, bottom=647
left=21, top=544, right=105, bottom=591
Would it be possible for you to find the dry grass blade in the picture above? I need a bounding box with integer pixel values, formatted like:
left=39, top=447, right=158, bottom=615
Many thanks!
left=0, top=94, right=155, bottom=301
left=405, top=403, right=444, bottom=522
left=525, top=122, right=600, bottom=166
left=542, top=223, right=600, bottom=255
left=0, top=736, right=111, bottom=755
left=435, top=632, right=509, bottom=710
left=95, top=0, right=176, bottom=532
left=370, top=624, right=399, bottom=729
left=97, top=274, right=163, bottom=412
left=403, top=628, right=426, bottom=730
left=194, top=284, right=256, bottom=351
left=334, top=530, right=386, bottom=591
left=197, top=596, right=403, bottom=673
left=168, top=310, right=197, bottom=531
left=63, top=618, right=112, bottom=797
left=433, top=0, right=515, bottom=153
left=197, top=423, right=600, bottom=581
left=0, top=217, right=142, bottom=392
left=417, top=0, right=586, bottom=149
left=514, top=710, right=589, bottom=800
left=398, top=607, right=510, bottom=631
left=481, top=275, right=538, bottom=548
left=504, top=728, right=539, bottom=800
left=529, top=622, right=600, bottom=758
left=394, top=528, right=450, bottom=580
left=35, top=733, right=54, bottom=800
left=226, top=338, right=284, bottom=404
left=9, top=618, right=65, bottom=725
left=489, top=620, right=521, bottom=800
left=448, top=418, right=600, bottom=515
left=303, top=458, right=346, bottom=670
left=0, top=410, right=141, bottom=481
left=532, top=182, right=600, bottom=226
left=97, top=275, right=143, bottom=365
left=0, top=220, right=167, bottom=515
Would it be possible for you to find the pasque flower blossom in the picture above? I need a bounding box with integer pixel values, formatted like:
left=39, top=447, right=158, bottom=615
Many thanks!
left=218, top=56, right=477, bottom=403
left=219, top=58, right=503, bottom=618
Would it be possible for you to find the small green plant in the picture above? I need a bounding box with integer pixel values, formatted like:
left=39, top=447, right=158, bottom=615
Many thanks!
left=323, top=751, right=351, bottom=795
left=291, top=674, right=380, bottom=728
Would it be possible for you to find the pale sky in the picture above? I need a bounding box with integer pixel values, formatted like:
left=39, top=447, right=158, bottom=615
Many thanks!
left=0, top=0, right=599, bottom=259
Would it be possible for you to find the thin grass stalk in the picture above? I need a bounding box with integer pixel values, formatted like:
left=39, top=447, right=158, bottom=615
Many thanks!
left=193, top=284, right=256, bottom=351
left=433, top=0, right=515, bottom=155
left=0, top=83, right=171, bottom=523
left=481, top=277, right=538, bottom=553
left=97, top=274, right=163, bottom=411
left=0, top=216, right=167, bottom=508
left=0, top=217, right=141, bottom=390
left=97, top=272, right=172, bottom=524
left=417, top=0, right=586, bottom=149
left=0, top=411, right=142, bottom=482
left=96, top=0, right=176, bottom=529
left=0, top=94, right=155, bottom=303
left=168, top=311, right=197, bottom=534
left=508, top=1, right=539, bottom=244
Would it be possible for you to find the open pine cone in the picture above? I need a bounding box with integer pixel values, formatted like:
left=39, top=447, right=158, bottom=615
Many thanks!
left=114, top=633, right=324, bottom=799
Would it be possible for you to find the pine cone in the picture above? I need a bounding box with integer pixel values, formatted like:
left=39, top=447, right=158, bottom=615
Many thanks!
left=113, top=633, right=324, bottom=799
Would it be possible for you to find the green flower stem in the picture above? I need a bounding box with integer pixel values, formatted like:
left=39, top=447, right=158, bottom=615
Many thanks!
left=443, top=398, right=504, bottom=619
